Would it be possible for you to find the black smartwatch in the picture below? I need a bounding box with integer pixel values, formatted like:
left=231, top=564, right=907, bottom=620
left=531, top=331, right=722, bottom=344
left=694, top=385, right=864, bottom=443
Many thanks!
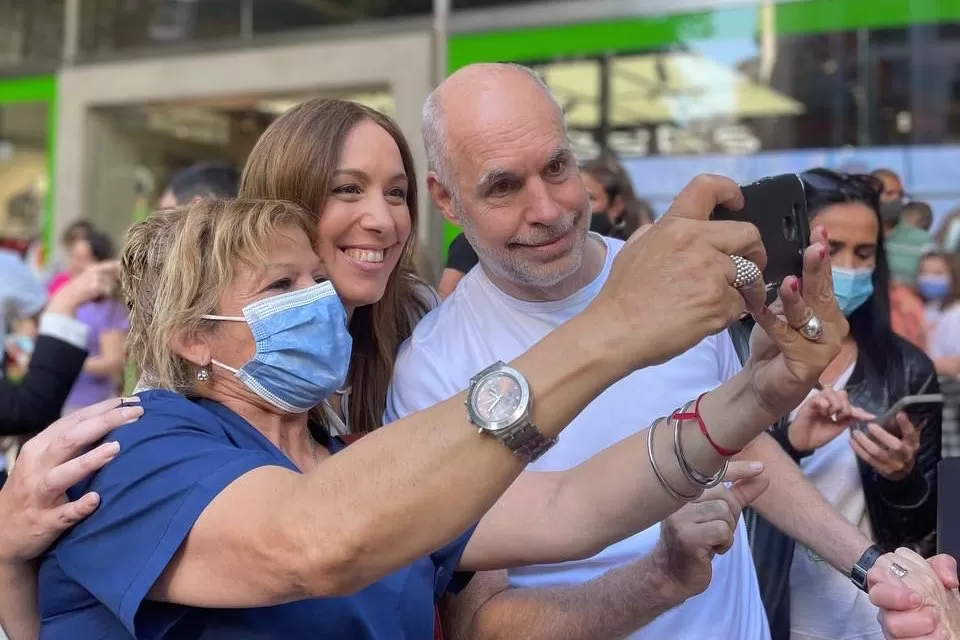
left=850, top=545, right=883, bottom=592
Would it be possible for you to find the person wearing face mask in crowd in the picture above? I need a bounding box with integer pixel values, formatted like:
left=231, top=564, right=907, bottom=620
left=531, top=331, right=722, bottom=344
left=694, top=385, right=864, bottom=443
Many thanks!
left=869, top=169, right=933, bottom=351
left=730, top=168, right=941, bottom=640
left=917, top=251, right=960, bottom=377
left=580, top=151, right=654, bottom=241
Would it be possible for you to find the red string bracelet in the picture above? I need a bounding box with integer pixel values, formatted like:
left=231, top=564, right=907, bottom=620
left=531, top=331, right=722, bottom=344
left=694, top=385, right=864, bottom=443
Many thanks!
left=671, top=392, right=741, bottom=457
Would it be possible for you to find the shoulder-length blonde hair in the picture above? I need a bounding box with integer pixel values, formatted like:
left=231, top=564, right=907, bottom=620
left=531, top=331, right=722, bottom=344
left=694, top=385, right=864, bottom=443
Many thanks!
left=120, top=198, right=316, bottom=395
left=240, top=99, right=431, bottom=433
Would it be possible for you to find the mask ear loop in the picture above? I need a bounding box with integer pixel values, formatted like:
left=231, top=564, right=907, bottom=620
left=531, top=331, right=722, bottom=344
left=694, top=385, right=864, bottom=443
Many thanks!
left=200, top=315, right=246, bottom=375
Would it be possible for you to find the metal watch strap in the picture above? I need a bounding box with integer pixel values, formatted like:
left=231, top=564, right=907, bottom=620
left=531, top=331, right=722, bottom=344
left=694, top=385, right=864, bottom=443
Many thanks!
left=502, top=423, right=557, bottom=463
left=850, top=544, right=883, bottom=592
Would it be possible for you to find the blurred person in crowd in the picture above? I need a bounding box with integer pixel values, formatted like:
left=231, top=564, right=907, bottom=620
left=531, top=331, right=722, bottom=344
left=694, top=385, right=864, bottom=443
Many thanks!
left=34, top=181, right=838, bottom=639
left=60, top=230, right=129, bottom=415
left=45, top=219, right=94, bottom=296
left=935, top=207, right=960, bottom=253
left=0, top=262, right=119, bottom=437
left=901, top=201, right=934, bottom=232
left=438, top=232, right=478, bottom=299
left=581, top=151, right=655, bottom=240
left=870, top=170, right=933, bottom=349
left=872, top=169, right=906, bottom=214
left=739, top=168, right=940, bottom=640
left=0, top=247, right=47, bottom=367
left=391, top=63, right=875, bottom=640
left=917, top=251, right=960, bottom=377
left=157, top=161, right=240, bottom=208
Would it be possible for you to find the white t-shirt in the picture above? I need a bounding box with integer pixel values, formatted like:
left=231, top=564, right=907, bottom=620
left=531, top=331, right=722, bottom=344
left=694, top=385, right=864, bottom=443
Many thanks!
left=789, top=364, right=884, bottom=640
left=929, top=303, right=960, bottom=359
left=386, top=234, right=770, bottom=640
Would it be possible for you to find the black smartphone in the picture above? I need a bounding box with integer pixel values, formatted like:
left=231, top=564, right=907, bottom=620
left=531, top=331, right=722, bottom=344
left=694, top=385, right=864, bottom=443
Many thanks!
left=711, top=174, right=811, bottom=303
left=877, top=393, right=944, bottom=437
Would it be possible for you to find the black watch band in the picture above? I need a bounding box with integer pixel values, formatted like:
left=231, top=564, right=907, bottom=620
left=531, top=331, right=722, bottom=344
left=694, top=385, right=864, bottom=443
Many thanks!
left=850, top=544, right=883, bottom=592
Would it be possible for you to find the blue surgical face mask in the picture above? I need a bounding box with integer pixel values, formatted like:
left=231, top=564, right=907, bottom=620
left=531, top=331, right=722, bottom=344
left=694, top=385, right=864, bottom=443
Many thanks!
left=832, top=266, right=875, bottom=317
left=202, top=281, right=352, bottom=413
left=917, top=274, right=951, bottom=301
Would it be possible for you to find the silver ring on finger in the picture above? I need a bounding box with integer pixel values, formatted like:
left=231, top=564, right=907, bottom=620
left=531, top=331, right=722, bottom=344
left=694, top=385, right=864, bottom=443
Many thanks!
left=890, top=563, right=908, bottom=579
left=796, top=313, right=824, bottom=341
left=729, top=255, right=761, bottom=290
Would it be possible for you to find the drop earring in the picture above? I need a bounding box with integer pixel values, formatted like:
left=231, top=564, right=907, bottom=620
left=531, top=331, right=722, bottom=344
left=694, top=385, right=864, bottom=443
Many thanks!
left=197, top=364, right=211, bottom=382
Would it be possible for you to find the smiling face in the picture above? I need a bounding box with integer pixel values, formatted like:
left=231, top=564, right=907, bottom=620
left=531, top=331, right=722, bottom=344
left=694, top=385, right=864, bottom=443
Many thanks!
left=428, top=67, right=590, bottom=295
left=314, top=120, right=412, bottom=313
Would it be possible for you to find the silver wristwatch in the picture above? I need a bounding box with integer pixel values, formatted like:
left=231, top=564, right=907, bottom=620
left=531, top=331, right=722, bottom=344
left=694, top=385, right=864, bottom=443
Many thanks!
left=465, top=361, right=557, bottom=463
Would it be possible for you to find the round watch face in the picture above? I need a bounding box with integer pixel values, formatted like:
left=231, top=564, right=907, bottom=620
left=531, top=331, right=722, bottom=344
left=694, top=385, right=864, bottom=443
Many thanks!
left=474, top=373, right=524, bottom=427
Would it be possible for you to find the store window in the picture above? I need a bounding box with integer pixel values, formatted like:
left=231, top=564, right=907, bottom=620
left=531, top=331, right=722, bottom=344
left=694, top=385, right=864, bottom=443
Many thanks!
left=253, top=0, right=430, bottom=35
left=85, top=89, right=395, bottom=236
left=444, top=0, right=960, bottom=245
left=0, top=0, right=64, bottom=70
left=78, top=0, right=432, bottom=57
left=79, top=0, right=243, bottom=56
left=525, top=23, right=958, bottom=161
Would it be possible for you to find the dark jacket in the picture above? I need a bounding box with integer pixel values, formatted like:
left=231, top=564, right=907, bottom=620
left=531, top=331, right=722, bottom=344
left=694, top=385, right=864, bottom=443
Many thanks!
left=0, top=334, right=87, bottom=435
left=727, top=322, right=941, bottom=640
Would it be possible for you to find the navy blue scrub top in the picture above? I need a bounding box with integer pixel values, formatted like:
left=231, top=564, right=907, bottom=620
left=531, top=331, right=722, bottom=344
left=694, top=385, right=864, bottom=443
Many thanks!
left=38, top=390, right=474, bottom=639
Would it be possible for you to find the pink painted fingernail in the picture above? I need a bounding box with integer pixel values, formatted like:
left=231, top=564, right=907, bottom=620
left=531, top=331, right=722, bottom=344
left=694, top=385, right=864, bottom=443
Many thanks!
left=819, top=246, right=827, bottom=260
left=790, top=279, right=800, bottom=293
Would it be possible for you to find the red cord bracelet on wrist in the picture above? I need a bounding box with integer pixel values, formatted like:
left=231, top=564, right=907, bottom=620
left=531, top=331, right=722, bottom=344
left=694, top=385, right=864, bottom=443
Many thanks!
left=671, top=392, right=741, bottom=457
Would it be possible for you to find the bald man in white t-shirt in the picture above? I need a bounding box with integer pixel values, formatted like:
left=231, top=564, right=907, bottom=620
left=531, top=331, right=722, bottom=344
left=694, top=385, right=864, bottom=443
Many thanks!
left=386, top=63, right=882, bottom=640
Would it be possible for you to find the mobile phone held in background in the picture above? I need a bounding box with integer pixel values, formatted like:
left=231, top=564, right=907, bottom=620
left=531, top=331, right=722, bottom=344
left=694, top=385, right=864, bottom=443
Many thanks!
left=711, top=174, right=811, bottom=304
left=877, top=393, right=944, bottom=436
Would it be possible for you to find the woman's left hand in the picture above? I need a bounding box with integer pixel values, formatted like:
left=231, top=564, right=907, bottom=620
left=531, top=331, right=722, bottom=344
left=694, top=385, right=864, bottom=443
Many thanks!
left=745, top=226, right=849, bottom=418
left=850, top=412, right=921, bottom=481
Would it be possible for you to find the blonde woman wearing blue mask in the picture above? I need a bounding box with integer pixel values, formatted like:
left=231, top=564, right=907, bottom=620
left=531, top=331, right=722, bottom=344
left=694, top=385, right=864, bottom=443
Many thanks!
left=917, top=251, right=960, bottom=377
left=747, top=168, right=941, bottom=640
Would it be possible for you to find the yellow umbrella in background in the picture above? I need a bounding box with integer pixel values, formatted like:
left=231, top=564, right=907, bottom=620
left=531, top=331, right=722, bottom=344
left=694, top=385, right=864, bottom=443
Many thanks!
left=537, top=51, right=805, bottom=129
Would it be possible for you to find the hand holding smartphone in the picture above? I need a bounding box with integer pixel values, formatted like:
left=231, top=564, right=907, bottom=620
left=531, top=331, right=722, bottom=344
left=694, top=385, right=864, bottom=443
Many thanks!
left=876, top=394, right=944, bottom=437
left=711, top=174, right=810, bottom=304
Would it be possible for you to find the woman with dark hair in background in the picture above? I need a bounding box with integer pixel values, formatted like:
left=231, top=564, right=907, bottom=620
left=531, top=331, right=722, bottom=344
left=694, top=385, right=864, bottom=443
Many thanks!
left=45, top=219, right=94, bottom=296
left=580, top=151, right=654, bottom=241
left=61, top=230, right=130, bottom=415
left=733, top=168, right=941, bottom=640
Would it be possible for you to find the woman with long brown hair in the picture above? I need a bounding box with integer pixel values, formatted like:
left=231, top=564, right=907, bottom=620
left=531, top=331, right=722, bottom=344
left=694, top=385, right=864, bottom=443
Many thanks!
left=240, top=99, right=432, bottom=435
